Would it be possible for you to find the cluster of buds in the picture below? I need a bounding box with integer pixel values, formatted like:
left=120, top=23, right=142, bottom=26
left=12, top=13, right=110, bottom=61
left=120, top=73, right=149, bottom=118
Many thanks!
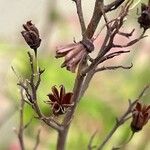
left=138, top=0, right=150, bottom=31
left=56, top=39, right=94, bottom=73
left=131, top=102, right=150, bottom=132
left=21, top=21, right=41, bottom=53
left=46, top=85, right=74, bottom=116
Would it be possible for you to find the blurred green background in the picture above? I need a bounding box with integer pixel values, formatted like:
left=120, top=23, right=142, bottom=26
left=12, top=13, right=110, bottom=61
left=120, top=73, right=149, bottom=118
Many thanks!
left=0, top=0, right=150, bottom=150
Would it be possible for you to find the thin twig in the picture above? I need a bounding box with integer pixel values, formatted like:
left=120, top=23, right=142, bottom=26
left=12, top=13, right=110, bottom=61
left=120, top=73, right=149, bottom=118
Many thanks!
left=17, top=82, right=32, bottom=103
left=82, top=50, right=130, bottom=74
left=11, top=66, right=21, bottom=80
left=95, top=63, right=133, bottom=73
left=33, top=129, right=41, bottom=150
left=118, top=29, right=135, bottom=38
left=88, top=131, right=97, bottom=150
left=24, top=117, right=33, bottom=130
left=113, top=34, right=147, bottom=48
left=35, top=68, right=45, bottom=90
left=112, top=132, right=135, bottom=149
left=18, top=88, right=25, bottom=150
left=104, top=0, right=125, bottom=12
left=74, top=0, right=86, bottom=37
left=138, top=84, right=150, bottom=99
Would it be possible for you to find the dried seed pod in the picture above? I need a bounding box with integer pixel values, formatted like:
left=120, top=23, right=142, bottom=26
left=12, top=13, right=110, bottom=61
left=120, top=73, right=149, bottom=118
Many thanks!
left=46, top=85, right=74, bottom=116
left=21, top=21, right=41, bottom=55
left=56, top=39, right=94, bottom=72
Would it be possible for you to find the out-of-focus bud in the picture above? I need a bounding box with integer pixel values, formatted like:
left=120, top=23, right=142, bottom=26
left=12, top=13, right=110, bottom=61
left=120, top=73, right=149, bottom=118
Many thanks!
left=131, top=102, right=150, bottom=132
left=138, top=1, right=150, bottom=31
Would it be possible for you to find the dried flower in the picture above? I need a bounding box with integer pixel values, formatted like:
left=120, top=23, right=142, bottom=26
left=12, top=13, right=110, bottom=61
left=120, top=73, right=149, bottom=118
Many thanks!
left=46, top=85, right=73, bottom=115
left=131, top=102, right=150, bottom=132
left=138, top=1, right=150, bottom=31
left=21, top=21, right=41, bottom=52
left=56, top=39, right=94, bottom=73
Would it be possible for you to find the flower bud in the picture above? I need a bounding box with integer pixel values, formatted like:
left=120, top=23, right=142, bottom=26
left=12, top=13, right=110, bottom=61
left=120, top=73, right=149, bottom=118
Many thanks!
left=21, top=21, right=41, bottom=51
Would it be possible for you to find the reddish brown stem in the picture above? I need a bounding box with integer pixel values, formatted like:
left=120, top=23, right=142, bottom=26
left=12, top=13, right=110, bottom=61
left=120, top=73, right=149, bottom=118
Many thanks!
left=56, top=57, right=87, bottom=149
left=56, top=73, right=85, bottom=150
left=84, top=0, right=103, bottom=38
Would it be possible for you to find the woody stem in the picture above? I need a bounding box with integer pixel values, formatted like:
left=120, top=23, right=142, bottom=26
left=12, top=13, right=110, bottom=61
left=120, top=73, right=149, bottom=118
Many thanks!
left=56, top=68, right=85, bottom=150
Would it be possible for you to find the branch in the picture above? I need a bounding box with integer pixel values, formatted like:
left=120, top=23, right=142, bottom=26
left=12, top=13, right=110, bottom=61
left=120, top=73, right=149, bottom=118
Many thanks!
left=17, top=82, right=32, bottom=103
left=35, top=68, right=45, bottom=90
left=112, top=132, right=135, bottom=149
left=104, top=0, right=125, bottom=12
left=18, top=88, right=25, bottom=150
left=82, top=50, right=130, bottom=75
left=33, top=129, right=41, bottom=150
left=84, top=0, right=103, bottom=39
left=101, top=50, right=130, bottom=61
left=97, top=84, right=150, bottom=150
left=56, top=57, right=87, bottom=150
left=95, top=63, right=133, bottom=72
left=101, top=4, right=110, bottom=30
left=88, top=131, right=97, bottom=150
left=80, top=70, right=95, bottom=98
left=113, top=33, right=147, bottom=48
left=24, top=117, right=33, bottom=130
left=118, top=29, right=135, bottom=38
left=74, top=0, right=86, bottom=36
left=137, top=84, right=150, bottom=99
left=27, top=52, right=35, bottom=83
left=11, top=66, right=21, bottom=80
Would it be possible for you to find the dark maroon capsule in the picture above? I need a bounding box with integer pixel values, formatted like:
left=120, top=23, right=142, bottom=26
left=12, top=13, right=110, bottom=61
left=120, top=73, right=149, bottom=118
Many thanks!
left=46, top=85, right=73, bottom=116
left=21, top=21, right=41, bottom=52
